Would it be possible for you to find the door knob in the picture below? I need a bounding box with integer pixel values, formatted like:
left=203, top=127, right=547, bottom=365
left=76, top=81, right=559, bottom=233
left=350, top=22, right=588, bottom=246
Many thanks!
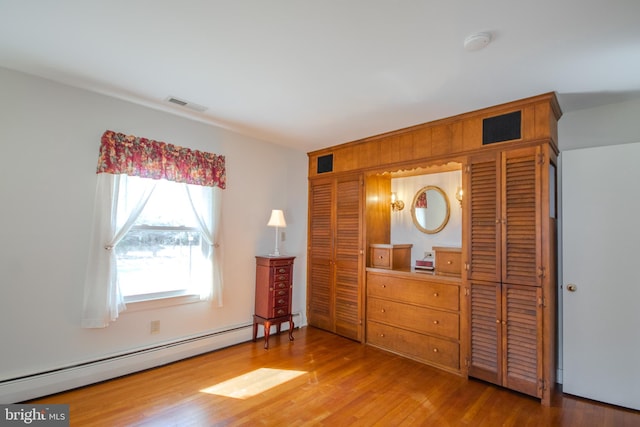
left=567, top=284, right=577, bottom=292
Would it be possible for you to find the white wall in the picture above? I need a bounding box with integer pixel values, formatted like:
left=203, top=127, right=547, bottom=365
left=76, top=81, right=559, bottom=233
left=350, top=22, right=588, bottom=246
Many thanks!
left=0, top=68, right=308, bottom=386
left=390, top=170, right=463, bottom=263
left=556, top=93, right=640, bottom=383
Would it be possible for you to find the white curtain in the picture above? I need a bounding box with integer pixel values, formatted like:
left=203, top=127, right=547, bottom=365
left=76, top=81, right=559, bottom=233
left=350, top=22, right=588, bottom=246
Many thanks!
left=185, top=184, right=223, bottom=305
left=81, top=174, right=156, bottom=328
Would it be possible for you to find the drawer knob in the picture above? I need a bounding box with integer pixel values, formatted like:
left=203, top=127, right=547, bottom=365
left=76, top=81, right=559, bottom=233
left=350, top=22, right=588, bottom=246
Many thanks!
left=433, top=292, right=439, bottom=297
left=447, top=261, right=452, bottom=265
left=433, top=348, right=439, bottom=353
left=382, top=285, right=386, bottom=288
left=379, top=255, right=384, bottom=259
left=380, top=333, right=385, bottom=337
left=381, top=309, right=385, bottom=313
left=433, top=320, right=439, bottom=325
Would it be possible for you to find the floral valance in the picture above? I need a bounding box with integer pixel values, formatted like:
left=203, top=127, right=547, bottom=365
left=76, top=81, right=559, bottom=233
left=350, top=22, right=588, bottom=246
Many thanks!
left=96, top=130, right=226, bottom=189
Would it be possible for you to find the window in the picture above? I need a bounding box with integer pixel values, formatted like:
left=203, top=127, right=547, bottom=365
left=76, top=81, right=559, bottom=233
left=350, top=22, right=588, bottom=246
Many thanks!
left=115, top=178, right=208, bottom=302
left=82, top=130, right=225, bottom=328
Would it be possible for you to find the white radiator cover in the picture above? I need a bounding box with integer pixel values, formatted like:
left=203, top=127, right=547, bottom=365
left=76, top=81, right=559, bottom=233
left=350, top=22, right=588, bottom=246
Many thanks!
left=1, top=314, right=300, bottom=404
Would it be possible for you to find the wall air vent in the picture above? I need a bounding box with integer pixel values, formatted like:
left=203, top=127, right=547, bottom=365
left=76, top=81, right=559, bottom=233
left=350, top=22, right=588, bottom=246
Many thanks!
left=482, top=110, right=521, bottom=145
left=165, top=96, right=208, bottom=112
left=317, top=154, right=333, bottom=174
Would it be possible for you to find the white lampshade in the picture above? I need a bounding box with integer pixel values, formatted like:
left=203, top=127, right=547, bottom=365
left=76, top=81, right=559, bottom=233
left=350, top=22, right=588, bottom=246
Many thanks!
left=267, top=209, right=287, bottom=228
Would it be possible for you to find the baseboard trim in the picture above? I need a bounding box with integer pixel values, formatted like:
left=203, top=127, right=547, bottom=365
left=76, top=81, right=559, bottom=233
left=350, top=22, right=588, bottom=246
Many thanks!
left=1, top=313, right=302, bottom=404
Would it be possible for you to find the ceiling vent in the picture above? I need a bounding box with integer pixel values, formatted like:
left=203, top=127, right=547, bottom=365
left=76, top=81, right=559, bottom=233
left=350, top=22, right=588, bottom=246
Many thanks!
left=165, top=96, right=208, bottom=112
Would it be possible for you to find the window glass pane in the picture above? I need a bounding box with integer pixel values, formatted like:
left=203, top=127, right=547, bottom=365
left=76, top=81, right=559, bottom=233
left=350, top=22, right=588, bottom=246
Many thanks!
left=115, top=179, right=207, bottom=298
left=135, top=179, right=197, bottom=227
left=117, top=229, right=204, bottom=297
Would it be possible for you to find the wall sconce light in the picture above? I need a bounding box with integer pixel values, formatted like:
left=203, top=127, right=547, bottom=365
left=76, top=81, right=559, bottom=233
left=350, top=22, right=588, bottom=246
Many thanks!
left=390, top=192, right=405, bottom=211
left=455, top=187, right=463, bottom=207
left=267, top=209, right=287, bottom=256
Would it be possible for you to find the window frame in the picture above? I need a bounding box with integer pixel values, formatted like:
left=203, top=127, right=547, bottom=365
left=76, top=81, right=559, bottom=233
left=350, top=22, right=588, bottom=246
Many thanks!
left=115, top=186, right=208, bottom=304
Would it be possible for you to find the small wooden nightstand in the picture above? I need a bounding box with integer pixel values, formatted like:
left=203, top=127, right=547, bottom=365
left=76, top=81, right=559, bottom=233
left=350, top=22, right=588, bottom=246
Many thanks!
left=252, top=256, right=295, bottom=349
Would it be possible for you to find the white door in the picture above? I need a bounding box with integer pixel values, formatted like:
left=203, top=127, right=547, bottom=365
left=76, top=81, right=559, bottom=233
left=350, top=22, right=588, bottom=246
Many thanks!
left=562, top=142, right=640, bottom=410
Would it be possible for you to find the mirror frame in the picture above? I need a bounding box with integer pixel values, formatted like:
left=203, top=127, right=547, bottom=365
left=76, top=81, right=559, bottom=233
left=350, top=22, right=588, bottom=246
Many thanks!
left=410, top=185, right=450, bottom=234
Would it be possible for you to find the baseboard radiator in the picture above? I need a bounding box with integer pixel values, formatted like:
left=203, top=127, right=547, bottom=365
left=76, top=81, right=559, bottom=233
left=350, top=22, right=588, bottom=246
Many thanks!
left=1, top=313, right=301, bottom=404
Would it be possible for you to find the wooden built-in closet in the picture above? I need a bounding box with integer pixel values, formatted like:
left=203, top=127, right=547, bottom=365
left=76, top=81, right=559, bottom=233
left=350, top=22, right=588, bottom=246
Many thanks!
left=306, top=92, right=561, bottom=405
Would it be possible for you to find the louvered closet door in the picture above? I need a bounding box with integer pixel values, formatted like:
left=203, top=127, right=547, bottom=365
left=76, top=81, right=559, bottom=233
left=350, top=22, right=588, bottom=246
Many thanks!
left=334, top=175, right=363, bottom=341
left=307, top=178, right=334, bottom=331
left=502, top=147, right=541, bottom=286
left=468, top=280, right=501, bottom=385
left=467, top=153, right=501, bottom=282
left=503, top=284, right=542, bottom=397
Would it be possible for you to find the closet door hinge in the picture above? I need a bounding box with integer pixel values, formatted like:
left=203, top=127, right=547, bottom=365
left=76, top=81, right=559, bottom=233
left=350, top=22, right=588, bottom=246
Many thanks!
left=537, top=152, right=546, bottom=165
left=539, top=378, right=547, bottom=391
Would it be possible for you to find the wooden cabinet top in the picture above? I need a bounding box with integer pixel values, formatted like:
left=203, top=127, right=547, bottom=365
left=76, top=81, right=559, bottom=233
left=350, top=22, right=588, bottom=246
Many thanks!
left=308, top=92, right=561, bottom=178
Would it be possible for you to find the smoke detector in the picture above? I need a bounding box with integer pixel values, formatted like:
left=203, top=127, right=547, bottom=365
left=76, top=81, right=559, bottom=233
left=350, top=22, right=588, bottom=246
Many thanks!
left=464, top=32, right=492, bottom=51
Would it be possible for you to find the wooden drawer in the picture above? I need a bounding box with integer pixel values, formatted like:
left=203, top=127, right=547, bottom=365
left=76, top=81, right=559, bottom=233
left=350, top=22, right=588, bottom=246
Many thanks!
left=367, top=272, right=459, bottom=311
left=367, top=321, right=459, bottom=370
left=272, top=280, right=290, bottom=291
left=434, top=246, right=461, bottom=277
left=367, top=297, right=459, bottom=340
left=369, top=244, right=412, bottom=269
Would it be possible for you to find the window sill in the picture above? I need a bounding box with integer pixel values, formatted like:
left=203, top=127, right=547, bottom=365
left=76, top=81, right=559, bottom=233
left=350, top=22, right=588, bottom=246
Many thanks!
left=123, top=293, right=202, bottom=312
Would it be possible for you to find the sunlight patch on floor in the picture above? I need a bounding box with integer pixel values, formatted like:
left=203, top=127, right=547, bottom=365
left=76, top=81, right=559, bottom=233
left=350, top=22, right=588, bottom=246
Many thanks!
left=200, top=368, right=307, bottom=399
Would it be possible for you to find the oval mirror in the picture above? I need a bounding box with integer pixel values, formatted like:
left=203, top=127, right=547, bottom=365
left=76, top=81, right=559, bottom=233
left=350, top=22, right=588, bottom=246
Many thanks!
left=410, top=185, right=450, bottom=234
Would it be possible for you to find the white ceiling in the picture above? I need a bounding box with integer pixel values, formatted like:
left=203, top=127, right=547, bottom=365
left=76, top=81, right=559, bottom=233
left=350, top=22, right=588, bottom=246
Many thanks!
left=1, top=0, right=640, bottom=152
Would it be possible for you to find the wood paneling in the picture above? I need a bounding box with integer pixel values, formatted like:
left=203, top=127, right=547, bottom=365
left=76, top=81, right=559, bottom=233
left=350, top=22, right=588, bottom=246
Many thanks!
left=307, top=92, right=561, bottom=178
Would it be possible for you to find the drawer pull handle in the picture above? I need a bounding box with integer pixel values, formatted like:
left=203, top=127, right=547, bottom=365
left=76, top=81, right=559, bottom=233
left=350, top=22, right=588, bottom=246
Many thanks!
left=433, top=348, right=439, bottom=353
left=433, top=320, right=439, bottom=325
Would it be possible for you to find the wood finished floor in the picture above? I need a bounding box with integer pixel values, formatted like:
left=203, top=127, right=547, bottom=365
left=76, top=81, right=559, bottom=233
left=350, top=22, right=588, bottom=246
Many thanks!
left=29, top=326, right=639, bottom=426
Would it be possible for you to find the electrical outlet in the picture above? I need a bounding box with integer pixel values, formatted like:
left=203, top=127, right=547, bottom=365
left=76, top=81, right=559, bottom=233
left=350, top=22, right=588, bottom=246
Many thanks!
left=281, top=231, right=286, bottom=242
left=424, top=251, right=434, bottom=258
left=150, top=320, right=160, bottom=334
